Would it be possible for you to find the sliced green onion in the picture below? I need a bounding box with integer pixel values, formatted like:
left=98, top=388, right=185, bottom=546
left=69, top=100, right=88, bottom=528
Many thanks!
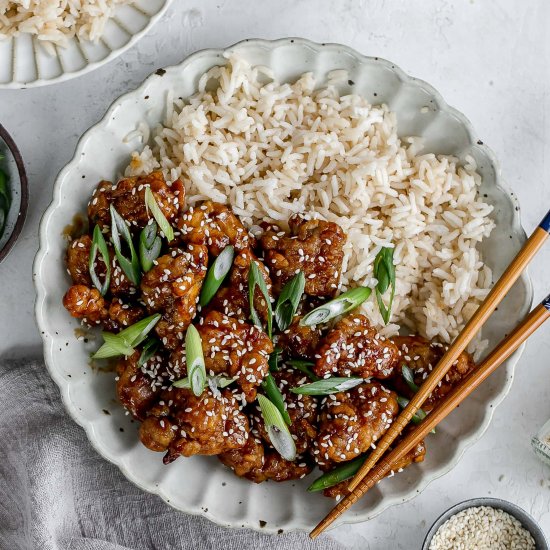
left=144, top=186, right=174, bottom=242
left=300, top=287, right=372, bottom=327
left=308, top=455, right=365, bottom=492
left=274, top=272, right=305, bottom=331
left=374, top=247, right=396, bottom=325
left=401, top=365, right=419, bottom=393
left=262, top=374, right=291, bottom=425
left=257, top=394, right=296, bottom=461
left=139, top=221, right=162, bottom=273
left=286, top=359, right=320, bottom=382
left=89, top=225, right=111, bottom=296
left=92, top=314, right=161, bottom=359
left=173, top=374, right=237, bottom=391
left=199, top=245, right=235, bottom=306
left=212, top=375, right=238, bottom=389
left=248, top=260, right=273, bottom=339
left=186, top=324, right=206, bottom=397
left=110, top=205, right=141, bottom=286
left=138, top=337, right=160, bottom=367
left=290, top=376, right=363, bottom=396
left=397, top=396, right=433, bottom=430
left=173, top=377, right=191, bottom=389
left=268, top=346, right=282, bottom=372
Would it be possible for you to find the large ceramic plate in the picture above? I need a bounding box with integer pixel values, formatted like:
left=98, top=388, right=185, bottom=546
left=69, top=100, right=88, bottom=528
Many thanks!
left=0, top=0, right=172, bottom=89
left=34, top=38, right=533, bottom=533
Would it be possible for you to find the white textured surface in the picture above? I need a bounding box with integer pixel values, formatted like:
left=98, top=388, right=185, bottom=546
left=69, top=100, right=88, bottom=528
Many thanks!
left=0, top=1, right=549, bottom=548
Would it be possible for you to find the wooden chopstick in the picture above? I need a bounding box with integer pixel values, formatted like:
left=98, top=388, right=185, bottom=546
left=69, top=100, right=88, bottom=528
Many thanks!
left=310, top=208, right=550, bottom=537
left=310, top=293, right=550, bottom=538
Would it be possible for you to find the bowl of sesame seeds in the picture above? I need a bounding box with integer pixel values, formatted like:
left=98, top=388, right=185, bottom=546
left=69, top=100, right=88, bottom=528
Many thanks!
left=423, top=498, right=548, bottom=550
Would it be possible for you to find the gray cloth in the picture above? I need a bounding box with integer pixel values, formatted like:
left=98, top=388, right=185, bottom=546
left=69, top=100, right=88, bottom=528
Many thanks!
left=0, top=359, right=344, bottom=550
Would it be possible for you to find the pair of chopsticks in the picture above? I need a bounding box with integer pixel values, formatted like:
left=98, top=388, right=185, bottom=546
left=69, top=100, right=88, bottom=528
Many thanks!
left=311, top=208, right=550, bottom=538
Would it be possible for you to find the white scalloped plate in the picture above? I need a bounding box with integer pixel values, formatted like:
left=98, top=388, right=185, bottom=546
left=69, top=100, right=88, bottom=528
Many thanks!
left=0, top=0, right=172, bottom=89
left=34, top=38, right=533, bottom=533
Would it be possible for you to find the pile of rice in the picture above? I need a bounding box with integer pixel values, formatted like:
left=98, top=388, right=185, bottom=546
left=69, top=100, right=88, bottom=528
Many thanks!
left=0, top=0, right=133, bottom=52
left=126, top=55, right=495, bottom=357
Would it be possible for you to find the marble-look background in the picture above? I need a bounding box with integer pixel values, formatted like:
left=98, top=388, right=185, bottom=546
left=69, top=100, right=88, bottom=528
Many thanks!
left=1, top=1, right=549, bottom=548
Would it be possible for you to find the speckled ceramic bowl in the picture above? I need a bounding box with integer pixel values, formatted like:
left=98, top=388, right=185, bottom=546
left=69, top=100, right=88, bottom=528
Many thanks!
left=34, top=38, right=533, bottom=533
left=422, top=498, right=548, bottom=549
left=0, top=124, right=28, bottom=263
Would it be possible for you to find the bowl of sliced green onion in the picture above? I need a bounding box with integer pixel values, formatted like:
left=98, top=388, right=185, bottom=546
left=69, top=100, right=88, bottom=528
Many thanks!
left=0, top=124, right=28, bottom=264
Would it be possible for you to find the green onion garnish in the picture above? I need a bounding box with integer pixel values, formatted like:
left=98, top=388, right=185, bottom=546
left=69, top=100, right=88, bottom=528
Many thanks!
left=139, top=221, right=162, bottom=273
left=286, top=359, right=320, bottom=381
left=248, top=260, right=273, bottom=339
left=401, top=365, right=419, bottom=393
left=300, top=287, right=372, bottom=327
left=144, top=186, right=174, bottom=242
left=262, top=374, right=291, bottom=425
left=138, top=337, right=160, bottom=367
left=257, top=394, right=296, bottom=461
left=290, top=377, right=363, bottom=396
left=274, top=271, right=305, bottom=331
left=185, top=324, right=207, bottom=397
left=110, top=205, right=141, bottom=286
left=374, top=247, right=396, bottom=325
left=173, top=374, right=237, bottom=390
left=308, top=455, right=365, bottom=492
left=268, top=346, right=282, bottom=372
left=199, top=245, right=235, bottom=306
left=89, top=225, right=111, bottom=296
left=397, top=396, right=432, bottom=429
left=92, top=314, right=161, bottom=359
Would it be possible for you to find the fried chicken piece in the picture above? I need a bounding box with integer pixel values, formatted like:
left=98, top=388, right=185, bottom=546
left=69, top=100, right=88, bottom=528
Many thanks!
left=103, top=298, right=145, bottom=333
left=260, top=215, right=346, bottom=297
left=219, top=435, right=312, bottom=483
left=314, top=314, right=399, bottom=380
left=88, top=171, right=185, bottom=230
left=177, top=200, right=255, bottom=256
left=391, top=335, right=476, bottom=412
left=253, top=368, right=319, bottom=455
left=278, top=316, right=324, bottom=361
left=312, top=382, right=399, bottom=468
left=206, top=248, right=272, bottom=323
left=66, top=234, right=136, bottom=297
left=169, top=310, right=273, bottom=403
left=139, top=387, right=249, bottom=463
left=63, top=284, right=107, bottom=325
left=322, top=439, right=427, bottom=499
left=141, top=246, right=208, bottom=349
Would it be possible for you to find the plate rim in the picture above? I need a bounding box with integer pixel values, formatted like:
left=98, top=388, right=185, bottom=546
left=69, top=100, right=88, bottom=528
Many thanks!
left=33, top=37, right=534, bottom=533
left=0, top=0, right=174, bottom=90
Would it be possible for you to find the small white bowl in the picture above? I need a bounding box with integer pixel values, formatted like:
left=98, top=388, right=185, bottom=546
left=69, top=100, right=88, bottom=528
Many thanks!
left=0, top=0, right=173, bottom=89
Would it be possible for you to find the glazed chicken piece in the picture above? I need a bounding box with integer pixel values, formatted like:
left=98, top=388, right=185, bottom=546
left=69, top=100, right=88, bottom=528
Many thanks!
left=169, top=310, right=273, bottom=403
left=278, top=315, right=324, bottom=361
left=177, top=200, right=255, bottom=256
left=103, top=298, right=145, bottom=333
left=63, top=284, right=108, bottom=325
left=391, top=335, right=476, bottom=412
left=139, top=387, right=249, bottom=463
left=312, top=381, right=399, bottom=468
left=88, top=171, right=185, bottom=230
left=219, top=433, right=312, bottom=483
left=260, top=215, right=346, bottom=297
left=254, top=368, right=319, bottom=455
left=314, top=314, right=399, bottom=380
left=205, top=248, right=272, bottom=323
left=66, top=234, right=136, bottom=297
left=141, top=245, right=208, bottom=349
left=322, top=438, right=427, bottom=499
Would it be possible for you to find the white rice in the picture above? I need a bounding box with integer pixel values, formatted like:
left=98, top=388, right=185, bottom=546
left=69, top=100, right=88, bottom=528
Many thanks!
left=126, top=54, right=495, bottom=356
left=0, top=0, right=134, bottom=52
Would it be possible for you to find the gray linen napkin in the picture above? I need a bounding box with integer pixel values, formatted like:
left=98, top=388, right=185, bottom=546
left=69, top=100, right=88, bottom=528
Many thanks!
left=0, top=359, right=344, bottom=550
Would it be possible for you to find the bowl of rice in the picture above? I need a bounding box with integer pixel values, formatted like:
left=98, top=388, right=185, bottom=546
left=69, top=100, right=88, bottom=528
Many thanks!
left=423, top=498, right=548, bottom=550
left=34, top=38, right=533, bottom=532
left=0, top=0, right=173, bottom=88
